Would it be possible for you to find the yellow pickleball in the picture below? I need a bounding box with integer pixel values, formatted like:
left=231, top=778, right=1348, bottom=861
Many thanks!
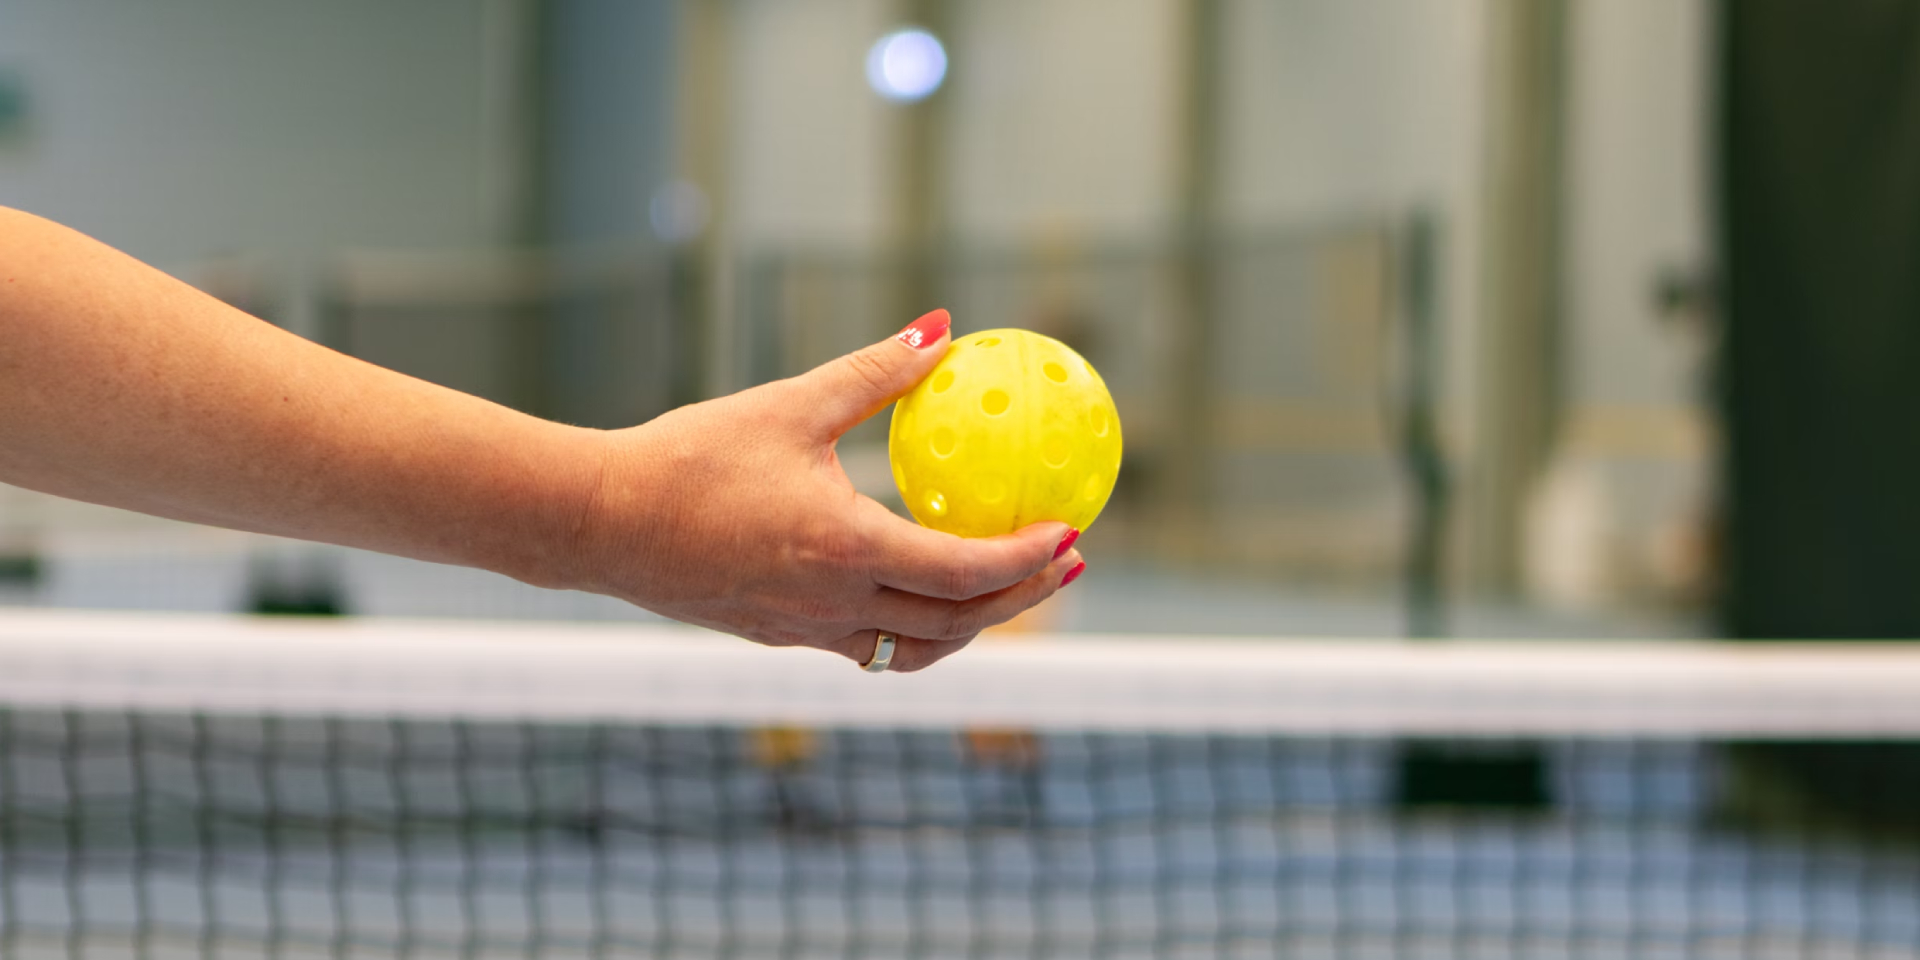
left=889, top=329, right=1123, bottom=538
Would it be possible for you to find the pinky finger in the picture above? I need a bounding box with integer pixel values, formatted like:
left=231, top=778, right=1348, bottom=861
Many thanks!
left=887, top=633, right=978, bottom=674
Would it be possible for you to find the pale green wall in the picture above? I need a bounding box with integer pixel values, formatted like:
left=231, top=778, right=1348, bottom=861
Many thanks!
left=0, top=0, right=525, bottom=281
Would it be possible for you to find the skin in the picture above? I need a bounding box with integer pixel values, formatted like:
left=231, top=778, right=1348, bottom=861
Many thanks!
left=0, top=207, right=1083, bottom=671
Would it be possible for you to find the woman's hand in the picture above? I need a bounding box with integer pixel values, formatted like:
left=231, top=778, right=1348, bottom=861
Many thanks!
left=0, top=211, right=1074, bottom=671
left=569, top=311, right=1085, bottom=672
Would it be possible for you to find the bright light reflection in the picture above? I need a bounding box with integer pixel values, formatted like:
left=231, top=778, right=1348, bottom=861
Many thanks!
left=866, top=28, right=947, bottom=102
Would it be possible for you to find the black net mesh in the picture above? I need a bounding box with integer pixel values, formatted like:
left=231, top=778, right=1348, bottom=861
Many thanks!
left=3, top=708, right=1918, bottom=959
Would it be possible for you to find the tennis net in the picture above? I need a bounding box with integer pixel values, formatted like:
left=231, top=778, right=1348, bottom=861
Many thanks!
left=3, top=609, right=1919, bottom=959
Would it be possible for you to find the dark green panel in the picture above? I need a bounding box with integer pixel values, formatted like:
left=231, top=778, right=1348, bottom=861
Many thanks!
left=1720, top=0, right=1920, bottom=639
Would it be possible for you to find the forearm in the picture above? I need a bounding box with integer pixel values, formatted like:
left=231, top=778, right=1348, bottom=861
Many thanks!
left=0, top=207, right=603, bottom=586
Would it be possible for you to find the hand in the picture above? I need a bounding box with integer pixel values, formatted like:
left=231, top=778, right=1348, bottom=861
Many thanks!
left=569, top=310, right=1085, bottom=672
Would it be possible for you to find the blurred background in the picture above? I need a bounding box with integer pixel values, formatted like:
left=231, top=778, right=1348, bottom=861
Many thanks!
left=0, top=0, right=1731, bottom=639
left=0, top=0, right=1909, bottom=649
left=8, top=4, right=1920, bottom=955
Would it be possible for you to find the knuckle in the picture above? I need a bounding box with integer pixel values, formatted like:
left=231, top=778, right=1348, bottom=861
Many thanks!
left=797, top=509, right=870, bottom=578
left=788, top=593, right=848, bottom=626
left=939, top=564, right=980, bottom=600
left=937, top=602, right=979, bottom=641
left=823, top=528, right=873, bottom=580
left=837, top=349, right=895, bottom=396
left=784, top=566, right=865, bottom=625
left=1033, top=566, right=1061, bottom=598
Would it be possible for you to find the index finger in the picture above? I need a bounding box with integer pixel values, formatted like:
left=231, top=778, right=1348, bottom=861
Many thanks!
left=857, top=497, right=1074, bottom=600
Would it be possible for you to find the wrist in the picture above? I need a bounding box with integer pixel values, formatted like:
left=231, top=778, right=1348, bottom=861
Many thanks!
left=555, top=419, right=692, bottom=603
left=464, top=418, right=617, bottom=592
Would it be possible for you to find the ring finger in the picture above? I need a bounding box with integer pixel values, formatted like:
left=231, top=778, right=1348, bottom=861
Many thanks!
left=825, top=629, right=977, bottom=674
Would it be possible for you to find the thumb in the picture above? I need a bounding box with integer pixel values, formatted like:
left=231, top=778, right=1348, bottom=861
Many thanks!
left=797, top=309, right=952, bottom=440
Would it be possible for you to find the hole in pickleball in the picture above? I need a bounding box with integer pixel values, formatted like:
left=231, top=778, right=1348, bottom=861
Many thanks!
left=1043, top=362, right=1068, bottom=383
left=1081, top=473, right=1107, bottom=501
left=977, top=475, right=1007, bottom=504
left=930, top=369, right=954, bottom=394
left=925, top=490, right=948, bottom=517
left=1090, top=405, right=1110, bottom=437
left=976, top=336, right=1002, bottom=348
left=981, top=389, right=1010, bottom=416
left=930, top=427, right=956, bottom=458
left=1042, top=435, right=1071, bottom=468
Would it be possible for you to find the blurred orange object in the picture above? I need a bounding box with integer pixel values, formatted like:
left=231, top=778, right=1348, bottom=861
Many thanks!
left=962, top=727, right=1041, bottom=769
left=748, top=726, right=819, bottom=769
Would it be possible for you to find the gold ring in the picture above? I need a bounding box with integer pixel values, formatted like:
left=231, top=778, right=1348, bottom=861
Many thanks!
left=862, top=632, right=897, bottom=673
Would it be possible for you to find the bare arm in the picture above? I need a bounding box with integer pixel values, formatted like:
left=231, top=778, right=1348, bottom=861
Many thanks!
left=0, top=208, right=1083, bottom=669
left=0, top=206, right=598, bottom=584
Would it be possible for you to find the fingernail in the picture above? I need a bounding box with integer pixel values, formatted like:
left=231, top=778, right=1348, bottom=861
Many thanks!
left=1060, top=561, right=1086, bottom=588
left=894, top=309, right=950, bottom=350
left=1052, top=528, right=1081, bottom=560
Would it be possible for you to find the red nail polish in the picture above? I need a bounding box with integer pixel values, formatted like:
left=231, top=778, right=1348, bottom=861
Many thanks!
left=1060, top=561, right=1086, bottom=588
left=895, top=309, right=950, bottom=350
left=1053, top=528, right=1080, bottom=560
